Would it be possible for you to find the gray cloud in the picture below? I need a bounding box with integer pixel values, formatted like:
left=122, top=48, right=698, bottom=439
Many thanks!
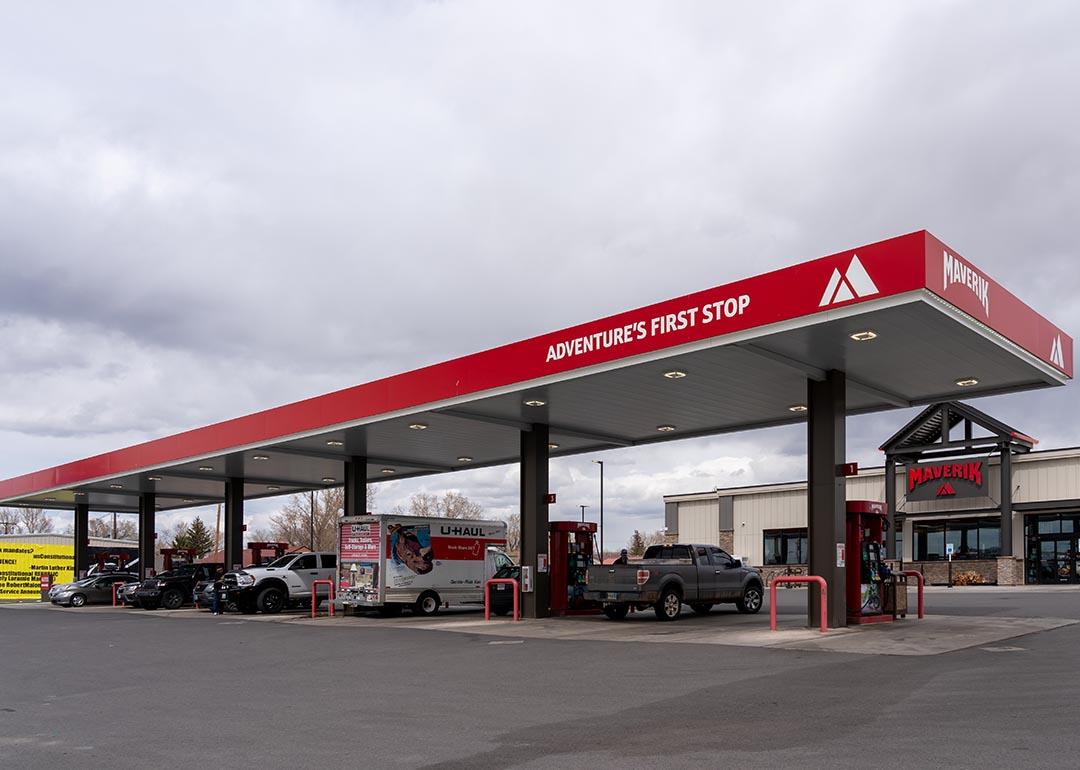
left=2, top=2, right=1078, bottom=548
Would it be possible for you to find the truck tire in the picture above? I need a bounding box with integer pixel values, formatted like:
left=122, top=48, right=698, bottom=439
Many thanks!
left=257, top=586, right=285, bottom=614
left=736, top=583, right=763, bottom=614
left=413, top=591, right=441, bottom=617
left=602, top=604, right=630, bottom=620
left=654, top=587, right=682, bottom=621
left=690, top=602, right=714, bottom=615
left=162, top=589, right=184, bottom=610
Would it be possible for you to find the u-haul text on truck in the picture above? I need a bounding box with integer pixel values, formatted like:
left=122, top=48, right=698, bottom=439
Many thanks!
left=337, top=514, right=513, bottom=616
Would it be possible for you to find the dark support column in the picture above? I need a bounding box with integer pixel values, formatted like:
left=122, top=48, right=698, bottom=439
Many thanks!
left=224, top=478, right=245, bottom=571
left=343, top=456, right=368, bottom=517
left=807, top=370, right=847, bottom=628
left=884, top=457, right=897, bottom=561
left=1000, top=448, right=1013, bottom=556
left=73, top=502, right=90, bottom=578
left=138, top=493, right=156, bottom=579
left=520, top=425, right=550, bottom=619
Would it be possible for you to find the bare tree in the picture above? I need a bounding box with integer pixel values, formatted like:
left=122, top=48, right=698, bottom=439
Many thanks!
left=267, top=485, right=377, bottom=552
left=0, top=507, right=23, bottom=534
left=392, top=491, right=483, bottom=520
left=643, top=529, right=666, bottom=547
left=88, top=514, right=138, bottom=540
left=19, top=508, right=54, bottom=534
left=504, top=512, right=520, bottom=555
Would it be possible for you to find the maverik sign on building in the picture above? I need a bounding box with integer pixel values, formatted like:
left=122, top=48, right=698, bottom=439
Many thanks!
left=906, top=459, right=986, bottom=501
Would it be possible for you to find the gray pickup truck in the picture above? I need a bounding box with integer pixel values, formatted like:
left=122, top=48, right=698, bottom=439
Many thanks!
left=585, top=543, right=764, bottom=621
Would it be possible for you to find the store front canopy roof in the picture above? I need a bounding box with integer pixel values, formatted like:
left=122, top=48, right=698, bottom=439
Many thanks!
left=1, top=230, right=1071, bottom=512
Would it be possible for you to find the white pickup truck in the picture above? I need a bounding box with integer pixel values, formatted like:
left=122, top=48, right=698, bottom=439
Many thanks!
left=222, top=551, right=337, bottom=614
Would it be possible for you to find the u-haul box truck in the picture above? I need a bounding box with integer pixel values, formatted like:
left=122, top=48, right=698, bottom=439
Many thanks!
left=337, top=514, right=513, bottom=616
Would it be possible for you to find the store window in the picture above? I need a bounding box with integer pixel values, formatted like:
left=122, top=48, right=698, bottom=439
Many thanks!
left=912, top=517, right=1001, bottom=560
left=763, top=528, right=808, bottom=565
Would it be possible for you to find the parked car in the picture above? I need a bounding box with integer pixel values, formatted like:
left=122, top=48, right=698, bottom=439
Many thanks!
left=134, top=562, right=224, bottom=610
left=51, top=573, right=141, bottom=607
left=117, top=581, right=142, bottom=607
left=222, top=552, right=336, bottom=614
left=193, top=578, right=237, bottom=612
left=584, top=543, right=764, bottom=621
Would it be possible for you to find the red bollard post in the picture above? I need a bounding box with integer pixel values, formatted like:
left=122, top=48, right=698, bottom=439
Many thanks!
left=311, top=580, right=335, bottom=619
left=898, top=570, right=925, bottom=619
left=769, top=575, right=828, bottom=633
left=484, top=578, right=520, bottom=621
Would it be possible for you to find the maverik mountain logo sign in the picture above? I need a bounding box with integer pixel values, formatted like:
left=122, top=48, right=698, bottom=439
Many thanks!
left=942, top=250, right=990, bottom=318
left=1050, top=334, right=1066, bottom=369
left=819, top=255, right=879, bottom=307
left=906, top=459, right=986, bottom=502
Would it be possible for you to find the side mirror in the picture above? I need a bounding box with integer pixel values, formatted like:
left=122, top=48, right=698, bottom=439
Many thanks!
left=731, top=559, right=743, bottom=569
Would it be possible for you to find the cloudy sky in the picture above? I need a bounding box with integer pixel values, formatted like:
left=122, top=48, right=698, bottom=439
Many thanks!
left=1, top=2, right=1077, bottom=549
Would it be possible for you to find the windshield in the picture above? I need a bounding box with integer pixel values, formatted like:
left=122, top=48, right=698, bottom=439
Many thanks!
left=262, top=554, right=295, bottom=569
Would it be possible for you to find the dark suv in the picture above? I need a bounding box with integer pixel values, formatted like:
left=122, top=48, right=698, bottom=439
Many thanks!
left=134, top=563, right=224, bottom=610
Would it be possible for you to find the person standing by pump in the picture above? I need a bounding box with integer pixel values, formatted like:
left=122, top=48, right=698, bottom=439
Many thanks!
left=212, top=566, right=226, bottom=615
left=614, top=549, right=629, bottom=565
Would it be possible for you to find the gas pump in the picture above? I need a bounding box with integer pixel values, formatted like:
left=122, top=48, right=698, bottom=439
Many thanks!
left=159, top=547, right=198, bottom=572
left=548, top=521, right=600, bottom=616
left=246, top=541, right=288, bottom=566
left=846, top=500, right=892, bottom=625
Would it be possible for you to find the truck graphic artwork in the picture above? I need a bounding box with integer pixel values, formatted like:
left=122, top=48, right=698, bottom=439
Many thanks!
left=389, top=524, right=434, bottom=576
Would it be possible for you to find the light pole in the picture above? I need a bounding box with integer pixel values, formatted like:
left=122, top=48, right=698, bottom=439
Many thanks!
left=592, top=460, right=604, bottom=560
left=309, top=491, right=316, bottom=551
left=579, top=504, right=588, bottom=522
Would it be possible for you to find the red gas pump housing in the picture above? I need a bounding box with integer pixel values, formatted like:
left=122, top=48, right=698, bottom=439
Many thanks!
left=846, top=500, right=892, bottom=625
left=159, top=547, right=199, bottom=572
left=548, top=521, right=600, bottom=616
left=247, top=541, right=288, bottom=566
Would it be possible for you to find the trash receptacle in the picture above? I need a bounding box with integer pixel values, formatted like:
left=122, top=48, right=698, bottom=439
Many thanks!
left=39, top=573, right=53, bottom=602
left=883, top=576, right=908, bottom=618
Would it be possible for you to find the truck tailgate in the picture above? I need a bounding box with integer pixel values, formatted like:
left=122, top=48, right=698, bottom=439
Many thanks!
left=586, top=565, right=643, bottom=593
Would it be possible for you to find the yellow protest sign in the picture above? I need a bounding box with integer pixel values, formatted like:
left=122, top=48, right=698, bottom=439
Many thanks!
left=0, top=542, right=75, bottom=600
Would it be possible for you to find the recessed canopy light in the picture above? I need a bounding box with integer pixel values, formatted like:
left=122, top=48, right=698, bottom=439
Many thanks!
left=381, top=468, right=396, bottom=475
left=408, top=423, right=429, bottom=431
left=147, top=475, right=163, bottom=482
left=849, top=330, right=878, bottom=342
left=788, top=404, right=808, bottom=413
left=182, top=498, right=194, bottom=503
left=325, top=440, right=344, bottom=447
left=252, top=454, right=270, bottom=461
left=74, top=492, right=86, bottom=497
left=548, top=443, right=560, bottom=450
left=109, top=483, right=123, bottom=489
left=266, top=486, right=280, bottom=492
left=198, top=466, right=214, bottom=472
left=43, top=497, right=56, bottom=502
left=523, top=399, right=546, bottom=407
left=457, top=456, right=473, bottom=463
left=321, top=477, right=336, bottom=484
left=663, top=370, right=687, bottom=379
left=955, top=377, right=979, bottom=387
left=656, top=425, right=676, bottom=432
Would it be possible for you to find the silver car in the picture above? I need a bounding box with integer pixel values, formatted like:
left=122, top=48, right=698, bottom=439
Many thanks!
left=51, top=573, right=140, bottom=607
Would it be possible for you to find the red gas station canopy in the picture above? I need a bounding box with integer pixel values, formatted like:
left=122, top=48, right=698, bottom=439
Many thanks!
left=1, top=230, right=1070, bottom=512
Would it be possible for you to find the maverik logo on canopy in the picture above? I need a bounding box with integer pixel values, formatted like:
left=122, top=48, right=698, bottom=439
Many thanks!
left=942, top=250, right=990, bottom=318
left=906, top=459, right=986, bottom=502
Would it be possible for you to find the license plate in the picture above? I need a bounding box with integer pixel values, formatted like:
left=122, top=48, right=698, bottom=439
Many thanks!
left=606, top=592, right=618, bottom=600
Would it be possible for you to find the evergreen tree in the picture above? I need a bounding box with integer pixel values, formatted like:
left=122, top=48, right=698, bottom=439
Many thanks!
left=184, top=517, right=216, bottom=557
left=628, top=530, right=647, bottom=556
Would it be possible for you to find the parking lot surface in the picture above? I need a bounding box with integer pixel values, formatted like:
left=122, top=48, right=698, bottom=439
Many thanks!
left=3, top=588, right=1080, bottom=769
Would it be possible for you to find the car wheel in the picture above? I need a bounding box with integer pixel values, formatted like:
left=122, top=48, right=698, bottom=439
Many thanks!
left=162, top=590, right=184, bottom=610
left=654, top=587, right=682, bottom=621
left=690, top=602, right=714, bottom=615
left=602, top=604, right=630, bottom=621
left=257, top=586, right=285, bottom=614
left=413, top=591, right=441, bottom=617
left=737, top=584, right=763, bottom=614
left=70, top=593, right=87, bottom=608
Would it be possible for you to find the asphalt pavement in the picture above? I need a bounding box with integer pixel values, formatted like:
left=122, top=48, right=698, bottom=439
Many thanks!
left=2, top=588, right=1079, bottom=769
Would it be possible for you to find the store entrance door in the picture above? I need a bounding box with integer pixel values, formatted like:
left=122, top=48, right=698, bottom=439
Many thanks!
left=1036, top=537, right=1078, bottom=584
